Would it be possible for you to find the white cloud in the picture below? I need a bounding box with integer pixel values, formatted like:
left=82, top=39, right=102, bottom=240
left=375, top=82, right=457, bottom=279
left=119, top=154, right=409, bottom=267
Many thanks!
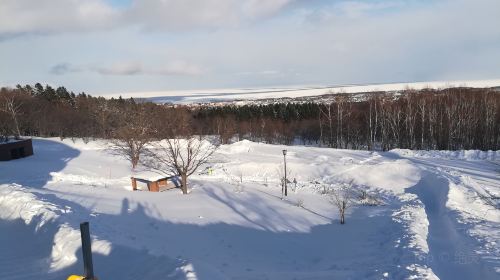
left=125, top=0, right=295, bottom=31
left=51, top=61, right=203, bottom=76
left=242, top=0, right=293, bottom=18
left=2, top=0, right=500, bottom=93
left=0, top=0, right=118, bottom=34
left=0, top=0, right=294, bottom=35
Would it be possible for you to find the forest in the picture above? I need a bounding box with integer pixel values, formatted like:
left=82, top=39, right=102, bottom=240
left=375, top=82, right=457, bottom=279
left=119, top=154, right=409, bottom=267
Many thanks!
left=1, top=83, right=499, bottom=151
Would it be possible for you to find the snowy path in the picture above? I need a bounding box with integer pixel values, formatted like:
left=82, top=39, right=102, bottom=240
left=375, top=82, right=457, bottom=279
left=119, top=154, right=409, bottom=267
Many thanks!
left=408, top=171, right=498, bottom=279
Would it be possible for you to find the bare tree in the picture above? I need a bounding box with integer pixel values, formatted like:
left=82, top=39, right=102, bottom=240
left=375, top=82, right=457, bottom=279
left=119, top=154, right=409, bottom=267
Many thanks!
left=317, top=107, right=323, bottom=146
left=319, top=103, right=334, bottom=147
left=335, top=95, right=347, bottom=148
left=380, top=97, right=404, bottom=149
left=109, top=108, right=154, bottom=169
left=404, top=90, right=417, bottom=149
left=427, top=94, right=439, bottom=149
left=144, top=136, right=219, bottom=194
left=483, top=91, right=497, bottom=149
left=0, top=93, right=23, bottom=139
left=329, top=182, right=356, bottom=224
left=0, top=109, right=10, bottom=142
left=417, top=95, right=426, bottom=149
left=367, top=93, right=380, bottom=150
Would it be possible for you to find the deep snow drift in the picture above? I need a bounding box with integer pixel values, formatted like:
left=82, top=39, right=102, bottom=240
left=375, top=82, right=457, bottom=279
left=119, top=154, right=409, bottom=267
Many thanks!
left=0, top=138, right=499, bottom=279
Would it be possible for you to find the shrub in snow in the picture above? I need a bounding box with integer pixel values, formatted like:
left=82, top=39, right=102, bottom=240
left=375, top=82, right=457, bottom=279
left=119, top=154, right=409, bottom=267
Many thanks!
left=292, top=178, right=298, bottom=193
left=296, top=198, right=305, bottom=208
left=233, top=183, right=245, bottom=193
left=358, top=189, right=384, bottom=206
left=329, top=181, right=356, bottom=224
left=320, top=185, right=329, bottom=195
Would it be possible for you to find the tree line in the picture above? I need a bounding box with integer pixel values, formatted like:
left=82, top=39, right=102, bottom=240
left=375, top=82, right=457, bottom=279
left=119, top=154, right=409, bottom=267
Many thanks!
left=196, top=88, right=500, bottom=150
left=1, top=83, right=499, bottom=151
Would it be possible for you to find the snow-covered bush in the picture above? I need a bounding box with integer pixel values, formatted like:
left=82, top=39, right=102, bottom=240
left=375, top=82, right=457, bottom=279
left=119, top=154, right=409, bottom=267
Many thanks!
left=296, top=198, right=305, bottom=208
left=329, top=182, right=356, bottom=224
left=358, top=189, right=384, bottom=206
left=233, top=184, right=245, bottom=193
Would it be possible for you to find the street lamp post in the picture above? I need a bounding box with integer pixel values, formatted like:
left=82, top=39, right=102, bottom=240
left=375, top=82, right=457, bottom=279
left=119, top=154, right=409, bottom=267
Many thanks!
left=282, top=149, right=287, bottom=197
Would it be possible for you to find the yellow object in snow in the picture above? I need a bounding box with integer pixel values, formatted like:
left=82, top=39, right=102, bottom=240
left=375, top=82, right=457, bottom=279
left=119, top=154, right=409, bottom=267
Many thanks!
left=67, top=275, right=85, bottom=280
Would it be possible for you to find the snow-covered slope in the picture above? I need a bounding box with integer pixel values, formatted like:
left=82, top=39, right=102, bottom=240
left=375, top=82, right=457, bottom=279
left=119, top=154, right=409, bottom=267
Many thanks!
left=1, top=138, right=499, bottom=279
left=106, top=79, right=500, bottom=104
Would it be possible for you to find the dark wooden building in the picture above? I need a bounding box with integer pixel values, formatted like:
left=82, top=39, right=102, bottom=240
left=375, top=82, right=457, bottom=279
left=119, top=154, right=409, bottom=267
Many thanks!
left=0, top=139, right=34, bottom=161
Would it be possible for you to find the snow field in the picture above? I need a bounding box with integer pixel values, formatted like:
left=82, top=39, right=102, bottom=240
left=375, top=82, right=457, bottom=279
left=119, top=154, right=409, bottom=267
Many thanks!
left=0, top=138, right=499, bottom=279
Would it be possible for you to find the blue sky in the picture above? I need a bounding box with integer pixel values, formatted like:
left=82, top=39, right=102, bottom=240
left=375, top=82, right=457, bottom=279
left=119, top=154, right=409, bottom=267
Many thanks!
left=1, top=0, right=499, bottom=95
left=106, top=0, right=133, bottom=8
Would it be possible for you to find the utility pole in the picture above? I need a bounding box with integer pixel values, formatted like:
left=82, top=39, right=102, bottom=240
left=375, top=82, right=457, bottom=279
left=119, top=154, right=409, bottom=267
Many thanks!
left=282, top=149, right=287, bottom=197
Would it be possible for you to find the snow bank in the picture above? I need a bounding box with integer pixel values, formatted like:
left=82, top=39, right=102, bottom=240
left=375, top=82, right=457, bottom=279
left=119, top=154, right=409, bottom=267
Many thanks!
left=447, top=179, right=500, bottom=273
left=393, top=149, right=500, bottom=161
left=392, top=193, right=439, bottom=279
left=393, top=194, right=430, bottom=254
left=338, top=159, right=421, bottom=194
left=49, top=172, right=130, bottom=189
left=214, top=141, right=421, bottom=195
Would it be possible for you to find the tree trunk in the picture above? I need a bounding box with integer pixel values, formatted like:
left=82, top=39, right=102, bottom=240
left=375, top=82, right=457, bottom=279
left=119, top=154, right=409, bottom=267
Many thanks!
left=131, top=155, right=138, bottom=169
left=12, top=116, right=21, bottom=139
left=181, top=172, right=188, bottom=194
left=340, top=201, right=346, bottom=224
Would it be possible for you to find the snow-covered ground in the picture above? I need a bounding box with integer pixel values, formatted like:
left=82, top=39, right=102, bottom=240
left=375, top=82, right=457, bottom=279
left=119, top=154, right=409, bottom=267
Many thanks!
left=0, top=138, right=499, bottom=279
left=106, top=79, right=500, bottom=104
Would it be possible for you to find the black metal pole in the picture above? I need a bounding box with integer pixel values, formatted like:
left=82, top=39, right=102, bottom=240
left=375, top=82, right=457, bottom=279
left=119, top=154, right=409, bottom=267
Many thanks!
left=80, top=222, right=95, bottom=280
left=284, top=153, right=287, bottom=196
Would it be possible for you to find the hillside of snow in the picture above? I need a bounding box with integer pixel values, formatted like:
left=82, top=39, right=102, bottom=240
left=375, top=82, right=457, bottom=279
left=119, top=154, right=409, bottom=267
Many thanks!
left=106, top=79, right=500, bottom=104
left=1, top=139, right=499, bottom=279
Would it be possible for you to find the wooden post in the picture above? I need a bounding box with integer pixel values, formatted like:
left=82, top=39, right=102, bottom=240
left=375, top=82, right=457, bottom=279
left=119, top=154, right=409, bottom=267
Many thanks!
left=150, top=181, right=159, bottom=192
left=131, top=177, right=137, bottom=191
left=80, top=222, right=95, bottom=280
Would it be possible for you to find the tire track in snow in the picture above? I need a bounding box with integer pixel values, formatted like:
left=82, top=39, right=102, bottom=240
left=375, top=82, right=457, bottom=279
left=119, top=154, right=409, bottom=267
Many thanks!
left=408, top=171, right=498, bottom=279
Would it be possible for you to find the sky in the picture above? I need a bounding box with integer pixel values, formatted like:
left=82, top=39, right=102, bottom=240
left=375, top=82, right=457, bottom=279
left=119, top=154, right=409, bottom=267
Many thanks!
left=0, top=0, right=499, bottom=96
